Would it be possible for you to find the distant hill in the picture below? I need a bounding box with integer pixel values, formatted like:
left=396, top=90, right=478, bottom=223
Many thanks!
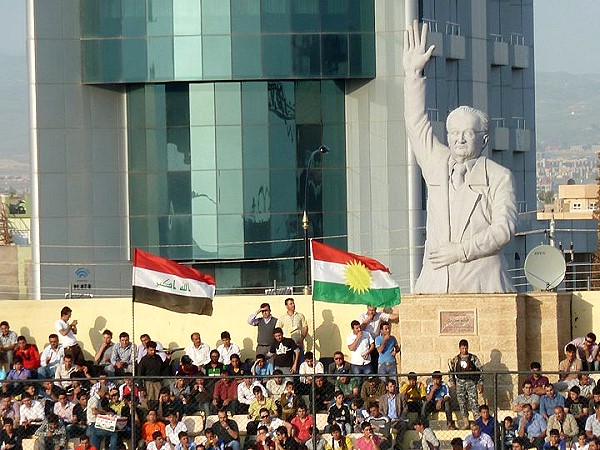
left=535, top=72, right=600, bottom=149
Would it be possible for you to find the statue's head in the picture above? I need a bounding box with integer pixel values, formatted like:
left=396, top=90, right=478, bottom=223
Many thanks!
left=446, top=106, right=489, bottom=163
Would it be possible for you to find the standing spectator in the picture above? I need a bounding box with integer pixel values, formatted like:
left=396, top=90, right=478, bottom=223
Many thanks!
left=92, top=330, right=114, bottom=376
left=185, top=332, right=211, bottom=370
left=217, top=332, right=241, bottom=366
left=55, top=306, right=85, bottom=365
left=358, top=306, right=398, bottom=373
left=347, top=321, right=374, bottom=376
left=138, top=341, right=170, bottom=407
left=276, top=298, right=308, bottom=359
left=422, top=371, right=454, bottom=429
left=39, top=334, right=64, bottom=379
left=14, top=336, right=40, bottom=377
left=567, top=334, right=599, bottom=372
left=449, top=339, right=483, bottom=428
left=268, top=328, right=299, bottom=375
left=137, top=334, right=167, bottom=364
left=374, top=323, right=399, bottom=379
left=298, top=352, right=324, bottom=397
left=109, top=332, right=134, bottom=376
left=0, top=322, right=17, bottom=373
left=248, top=303, right=278, bottom=357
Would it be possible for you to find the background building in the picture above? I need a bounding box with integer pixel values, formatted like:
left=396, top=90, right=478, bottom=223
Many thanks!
left=29, top=0, right=537, bottom=298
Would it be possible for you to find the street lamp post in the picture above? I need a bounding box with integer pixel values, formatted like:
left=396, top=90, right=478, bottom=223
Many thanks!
left=302, top=145, right=329, bottom=295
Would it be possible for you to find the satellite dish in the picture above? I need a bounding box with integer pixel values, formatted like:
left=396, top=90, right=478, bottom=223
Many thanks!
left=524, top=244, right=566, bottom=291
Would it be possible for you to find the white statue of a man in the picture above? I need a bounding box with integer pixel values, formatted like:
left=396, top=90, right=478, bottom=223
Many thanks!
left=403, top=20, right=517, bottom=294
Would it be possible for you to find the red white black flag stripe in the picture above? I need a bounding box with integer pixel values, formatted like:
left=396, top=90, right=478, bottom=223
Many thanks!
left=132, top=249, right=215, bottom=316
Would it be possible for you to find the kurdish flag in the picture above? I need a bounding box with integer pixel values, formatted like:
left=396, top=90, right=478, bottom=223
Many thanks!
left=311, top=241, right=400, bottom=307
left=132, top=249, right=215, bottom=316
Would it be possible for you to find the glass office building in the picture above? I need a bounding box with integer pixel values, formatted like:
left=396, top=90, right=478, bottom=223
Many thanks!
left=29, top=0, right=536, bottom=298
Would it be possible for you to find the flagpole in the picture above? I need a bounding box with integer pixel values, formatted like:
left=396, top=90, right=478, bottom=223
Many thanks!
left=131, top=250, right=137, bottom=450
left=309, top=237, right=317, bottom=450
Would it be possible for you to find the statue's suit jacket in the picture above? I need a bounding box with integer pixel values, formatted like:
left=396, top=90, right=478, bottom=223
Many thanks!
left=405, top=76, right=517, bottom=294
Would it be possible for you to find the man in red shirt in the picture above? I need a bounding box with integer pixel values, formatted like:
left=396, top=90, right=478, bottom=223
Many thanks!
left=290, top=404, right=314, bottom=447
left=14, top=336, right=40, bottom=376
left=213, top=373, right=239, bottom=415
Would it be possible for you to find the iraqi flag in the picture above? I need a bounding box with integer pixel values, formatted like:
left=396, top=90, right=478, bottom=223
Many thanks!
left=132, top=249, right=215, bottom=316
left=311, top=241, right=400, bottom=308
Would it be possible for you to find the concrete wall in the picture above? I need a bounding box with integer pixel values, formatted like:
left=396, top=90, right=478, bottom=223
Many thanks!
left=0, top=246, right=19, bottom=299
left=0, top=295, right=366, bottom=363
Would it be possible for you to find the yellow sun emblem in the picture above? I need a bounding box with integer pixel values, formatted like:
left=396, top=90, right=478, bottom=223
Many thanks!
left=344, top=260, right=372, bottom=294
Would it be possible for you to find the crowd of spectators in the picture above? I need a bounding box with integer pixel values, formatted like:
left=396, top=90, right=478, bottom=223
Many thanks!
left=1, top=303, right=600, bottom=450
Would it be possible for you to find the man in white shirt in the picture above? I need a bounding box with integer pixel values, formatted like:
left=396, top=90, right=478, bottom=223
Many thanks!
left=237, top=377, right=267, bottom=414
left=19, top=393, right=45, bottom=437
left=137, top=333, right=167, bottom=363
left=217, top=331, right=240, bottom=365
left=463, top=423, right=494, bottom=450
left=346, top=320, right=374, bottom=375
left=54, top=354, right=76, bottom=389
left=358, top=306, right=399, bottom=372
left=39, top=333, right=64, bottom=379
left=185, top=332, right=211, bottom=370
left=55, top=306, right=85, bottom=365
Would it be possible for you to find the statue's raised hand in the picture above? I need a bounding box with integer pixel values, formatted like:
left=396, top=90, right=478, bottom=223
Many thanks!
left=403, top=20, right=436, bottom=77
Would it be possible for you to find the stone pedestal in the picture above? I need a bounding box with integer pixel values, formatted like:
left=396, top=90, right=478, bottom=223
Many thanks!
left=395, top=292, right=571, bottom=408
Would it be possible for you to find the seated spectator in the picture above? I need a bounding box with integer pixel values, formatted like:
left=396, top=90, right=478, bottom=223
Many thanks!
left=566, top=386, right=588, bottom=430
left=326, top=390, right=353, bottom=435
left=576, top=375, right=596, bottom=401
left=253, top=425, right=275, bottom=450
left=502, top=416, right=517, bottom=450
left=0, top=322, right=17, bottom=373
left=540, top=385, right=566, bottom=420
left=525, top=362, right=550, bottom=397
left=378, top=380, right=408, bottom=445
left=422, top=371, right=454, bottom=429
left=176, top=355, right=199, bottom=378
left=140, top=410, right=166, bottom=446
left=252, top=354, right=273, bottom=379
left=14, top=336, right=40, bottom=377
left=324, top=424, right=352, bottom=450
left=399, top=372, right=425, bottom=414
left=39, top=334, right=64, bottom=379
left=313, top=376, right=335, bottom=413
left=157, top=387, right=184, bottom=422
left=248, top=408, right=290, bottom=441
left=266, top=371, right=288, bottom=402
left=54, top=354, right=76, bottom=389
left=328, top=352, right=351, bottom=380
left=547, top=406, right=578, bottom=446
left=35, top=414, right=66, bottom=450
left=69, top=391, right=88, bottom=439
left=0, top=417, right=21, bottom=450
left=75, top=435, right=97, bottom=450
left=513, top=381, right=540, bottom=413
left=586, top=404, right=600, bottom=439
left=360, top=377, right=385, bottom=410
left=516, top=404, right=547, bottom=450
left=171, top=378, right=193, bottom=410
left=566, top=334, right=599, bottom=372
left=147, top=431, right=170, bottom=450
left=53, top=390, right=74, bottom=427
left=350, top=399, right=370, bottom=433
left=185, top=332, right=211, bottom=371
left=356, top=422, right=382, bottom=450
left=298, top=352, right=324, bottom=396
left=226, top=354, right=248, bottom=378
left=463, top=422, right=494, bottom=450
left=543, top=428, right=567, bottom=450
left=5, top=357, right=31, bottom=395
left=175, top=431, right=197, bottom=450
left=109, top=332, right=135, bottom=376
left=211, top=408, right=241, bottom=450
left=557, top=346, right=583, bottom=392
left=92, top=330, right=114, bottom=377
left=165, top=412, right=187, bottom=448
left=589, top=388, right=600, bottom=413
left=290, top=404, right=317, bottom=449
left=280, top=381, right=299, bottom=422
left=414, top=421, right=439, bottom=450
left=204, top=350, right=225, bottom=393
left=274, top=426, right=298, bottom=450
left=335, top=375, right=359, bottom=402
left=212, top=373, right=239, bottom=416
left=572, top=432, right=588, bottom=450
left=475, top=405, right=497, bottom=439
left=249, top=386, right=278, bottom=422
left=217, top=332, right=241, bottom=366
left=20, top=393, right=45, bottom=437
left=188, top=378, right=212, bottom=417
left=0, top=394, right=19, bottom=424
left=108, top=388, right=125, bottom=415
left=238, top=377, right=267, bottom=415
left=366, top=404, right=391, bottom=450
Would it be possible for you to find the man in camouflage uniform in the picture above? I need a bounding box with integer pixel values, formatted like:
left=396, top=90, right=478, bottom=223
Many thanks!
left=449, top=339, right=483, bottom=429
